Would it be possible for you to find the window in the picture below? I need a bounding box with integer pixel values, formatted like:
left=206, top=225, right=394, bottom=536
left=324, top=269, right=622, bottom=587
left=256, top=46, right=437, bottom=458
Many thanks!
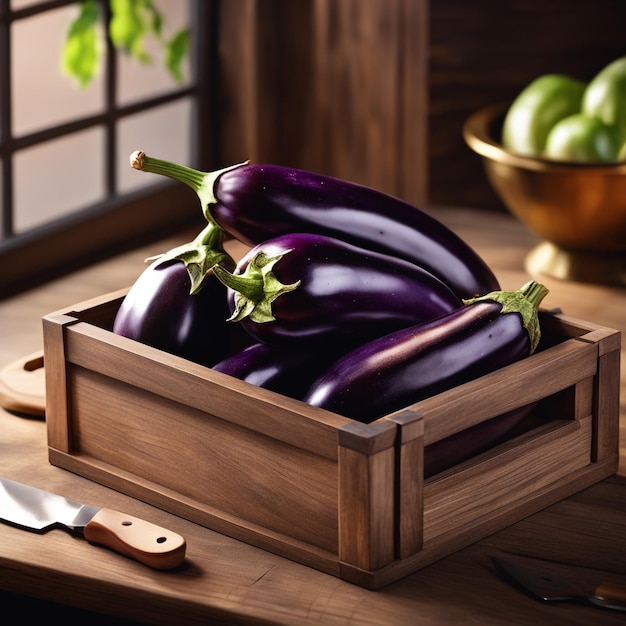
left=0, top=0, right=214, bottom=297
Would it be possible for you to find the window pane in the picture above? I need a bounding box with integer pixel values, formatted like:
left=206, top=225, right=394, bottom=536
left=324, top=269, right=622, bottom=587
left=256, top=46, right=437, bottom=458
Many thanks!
left=10, top=0, right=42, bottom=9
left=116, top=98, right=192, bottom=194
left=12, top=5, right=105, bottom=137
left=117, top=0, right=191, bottom=106
left=14, top=127, right=105, bottom=232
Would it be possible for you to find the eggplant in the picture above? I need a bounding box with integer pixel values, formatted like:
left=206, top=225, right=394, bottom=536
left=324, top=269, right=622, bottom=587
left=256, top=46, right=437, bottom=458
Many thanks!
left=129, top=151, right=500, bottom=300
left=423, top=402, right=537, bottom=478
left=303, top=281, right=549, bottom=423
left=112, top=256, right=233, bottom=368
left=212, top=341, right=348, bottom=399
left=211, top=232, right=462, bottom=346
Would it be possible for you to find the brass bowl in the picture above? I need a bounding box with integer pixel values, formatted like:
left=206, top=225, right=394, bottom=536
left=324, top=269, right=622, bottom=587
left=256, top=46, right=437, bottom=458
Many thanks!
left=463, top=103, right=626, bottom=286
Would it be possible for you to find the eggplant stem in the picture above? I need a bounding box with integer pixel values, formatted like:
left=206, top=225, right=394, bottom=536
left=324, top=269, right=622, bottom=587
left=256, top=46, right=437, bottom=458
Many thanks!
left=463, top=280, right=549, bottom=353
left=212, top=251, right=301, bottom=324
left=145, top=223, right=236, bottom=295
left=129, top=150, right=248, bottom=224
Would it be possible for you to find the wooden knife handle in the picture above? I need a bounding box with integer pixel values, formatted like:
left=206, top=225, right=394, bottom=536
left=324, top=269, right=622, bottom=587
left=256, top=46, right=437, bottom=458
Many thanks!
left=595, top=582, right=626, bottom=605
left=83, top=508, right=186, bottom=570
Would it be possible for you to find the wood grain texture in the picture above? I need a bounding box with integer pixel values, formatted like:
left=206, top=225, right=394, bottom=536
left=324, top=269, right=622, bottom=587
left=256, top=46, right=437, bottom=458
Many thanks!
left=338, top=443, right=395, bottom=571
left=41, top=314, right=73, bottom=453
left=389, top=410, right=424, bottom=558
left=217, top=0, right=429, bottom=205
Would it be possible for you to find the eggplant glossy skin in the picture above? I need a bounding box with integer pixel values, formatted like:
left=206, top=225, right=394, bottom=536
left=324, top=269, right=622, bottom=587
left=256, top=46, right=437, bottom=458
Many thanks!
left=224, top=233, right=462, bottom=345
left=213, top=164, right=499, bottom=300
left=303, top=301, right=532, bottom=423
left=212, top=342, right=346, bottom=399
left=113, top=259, right=231, bottom=367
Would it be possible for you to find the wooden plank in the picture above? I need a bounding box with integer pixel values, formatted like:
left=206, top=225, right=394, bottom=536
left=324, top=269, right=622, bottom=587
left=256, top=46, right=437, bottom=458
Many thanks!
left=388, top=410, right=424, bottom=558
left=42, top=313, right=77, bottom=453
left=67, top=363, right=340, bottom=554
left=593, top=346, right=621, bottom=463
left=573, top=377, right=594, bottom=421
left=63, top=322, right=345, bottom=460
left=338, top=421, right=397, bottom=571
left=409, top=337, right=599, bottom=445
left=422, top=417, right=592, bottom=541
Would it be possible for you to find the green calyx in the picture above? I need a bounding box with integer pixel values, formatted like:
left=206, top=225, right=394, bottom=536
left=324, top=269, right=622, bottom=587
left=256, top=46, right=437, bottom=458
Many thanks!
left=463, top=280, right=549, bottom=354
left=129, top=150, right=248, bottom=225
left=212, top=250, right=301, bottom=323
left=146, top=222, right=235, bottom=295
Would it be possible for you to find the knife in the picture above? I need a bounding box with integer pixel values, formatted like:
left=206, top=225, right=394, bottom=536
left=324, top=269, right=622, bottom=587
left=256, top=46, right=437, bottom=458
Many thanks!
left=492, top=556, right=626, bottom=611
left=0, top=477, right=186, bottom=570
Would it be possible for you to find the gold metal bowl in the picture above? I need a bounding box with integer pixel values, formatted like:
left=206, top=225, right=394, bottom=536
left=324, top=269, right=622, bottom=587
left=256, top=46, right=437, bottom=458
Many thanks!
left=463, top=103, right=626, bottom=286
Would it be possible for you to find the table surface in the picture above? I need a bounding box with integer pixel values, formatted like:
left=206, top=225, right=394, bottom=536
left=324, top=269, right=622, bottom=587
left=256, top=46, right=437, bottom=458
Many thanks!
left=0, top=207, right=625, bottom=625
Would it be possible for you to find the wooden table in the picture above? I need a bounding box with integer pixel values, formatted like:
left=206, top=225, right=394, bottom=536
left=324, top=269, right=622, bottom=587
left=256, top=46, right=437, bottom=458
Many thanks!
left=0, top=207, right=624, bottom=625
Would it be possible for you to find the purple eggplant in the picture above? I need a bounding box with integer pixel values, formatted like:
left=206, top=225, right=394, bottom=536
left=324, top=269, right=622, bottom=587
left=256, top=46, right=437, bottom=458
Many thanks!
left=112, top=256, right=233, bottom=368
left=130, top=151, right=500, bottom=300
left=423, top=402, right=537, bottom=478
left=211, top=232, right=462, bottom=346
left=303, top=281, right=549, bottom=423
left=212, top=342, right=349, bottom=399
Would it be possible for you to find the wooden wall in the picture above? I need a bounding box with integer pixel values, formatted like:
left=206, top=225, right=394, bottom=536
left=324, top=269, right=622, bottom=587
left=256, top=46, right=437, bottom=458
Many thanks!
left=216, top=0, right=429, bottom=206
left=215, top=0, right=626, bottom=212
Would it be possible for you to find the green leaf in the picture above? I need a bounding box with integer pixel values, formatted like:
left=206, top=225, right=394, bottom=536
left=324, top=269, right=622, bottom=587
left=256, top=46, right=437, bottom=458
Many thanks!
left=165, top=28, right=189, bottom=82
left=143, top=0, right=163, bottom=37
left=109, top=0, right=152, bottom=64
left=62, top=0, right=189, bottom=88
left=62, top=0, right=101, bottom=89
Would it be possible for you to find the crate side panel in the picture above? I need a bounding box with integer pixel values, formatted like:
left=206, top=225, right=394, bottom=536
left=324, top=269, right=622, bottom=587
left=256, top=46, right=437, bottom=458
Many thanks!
left=68, top=366, right=339, bottom=554
left=48, top=448, right=343, bottom=577
left=412, top=339, right=598, bottom=445
left=343, top=456, right=617, bottom=590
left=64, top=324, right=344, bottom=461
left=422, top=416, right=592, bottom=542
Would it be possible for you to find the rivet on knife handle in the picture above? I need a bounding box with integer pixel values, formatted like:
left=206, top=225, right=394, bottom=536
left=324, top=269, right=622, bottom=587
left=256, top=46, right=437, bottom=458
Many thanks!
left=83, top=508, right=186, bottom=570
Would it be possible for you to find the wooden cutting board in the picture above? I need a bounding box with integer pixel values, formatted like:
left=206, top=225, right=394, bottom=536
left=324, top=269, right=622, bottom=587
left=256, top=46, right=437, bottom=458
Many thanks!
left=0, top=351, right=46, bottom=418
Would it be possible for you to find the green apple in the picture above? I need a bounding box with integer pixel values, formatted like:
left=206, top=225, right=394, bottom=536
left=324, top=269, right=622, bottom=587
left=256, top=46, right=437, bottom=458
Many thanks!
left=582, top=56, right=626, bottom=141
left=544, top=113, right=622, bottom=162
left=502, top=74, right=586, bottom=156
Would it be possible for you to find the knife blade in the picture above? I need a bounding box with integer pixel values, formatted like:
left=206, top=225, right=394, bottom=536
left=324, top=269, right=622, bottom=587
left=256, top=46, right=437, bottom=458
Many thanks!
left=492, top=556, right=626, bottom=611
left=0, top=477, right=186, bottom=570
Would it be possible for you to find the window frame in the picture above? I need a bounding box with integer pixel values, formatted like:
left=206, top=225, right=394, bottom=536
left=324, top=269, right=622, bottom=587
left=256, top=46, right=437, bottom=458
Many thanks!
left=0, top=0, right=216, bottom=298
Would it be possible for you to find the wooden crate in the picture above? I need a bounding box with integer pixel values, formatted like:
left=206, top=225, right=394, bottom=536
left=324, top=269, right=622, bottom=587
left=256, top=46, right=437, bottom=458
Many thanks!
left=42, top=291, right=621, bottom=589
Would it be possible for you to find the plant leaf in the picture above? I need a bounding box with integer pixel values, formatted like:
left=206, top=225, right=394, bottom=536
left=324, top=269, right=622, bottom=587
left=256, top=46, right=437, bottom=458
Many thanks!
left=62, top=0, right=101, bottom=89
left=165, top=28, right=189, bottom=82
left=109, top=0, right=151, bottom=64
